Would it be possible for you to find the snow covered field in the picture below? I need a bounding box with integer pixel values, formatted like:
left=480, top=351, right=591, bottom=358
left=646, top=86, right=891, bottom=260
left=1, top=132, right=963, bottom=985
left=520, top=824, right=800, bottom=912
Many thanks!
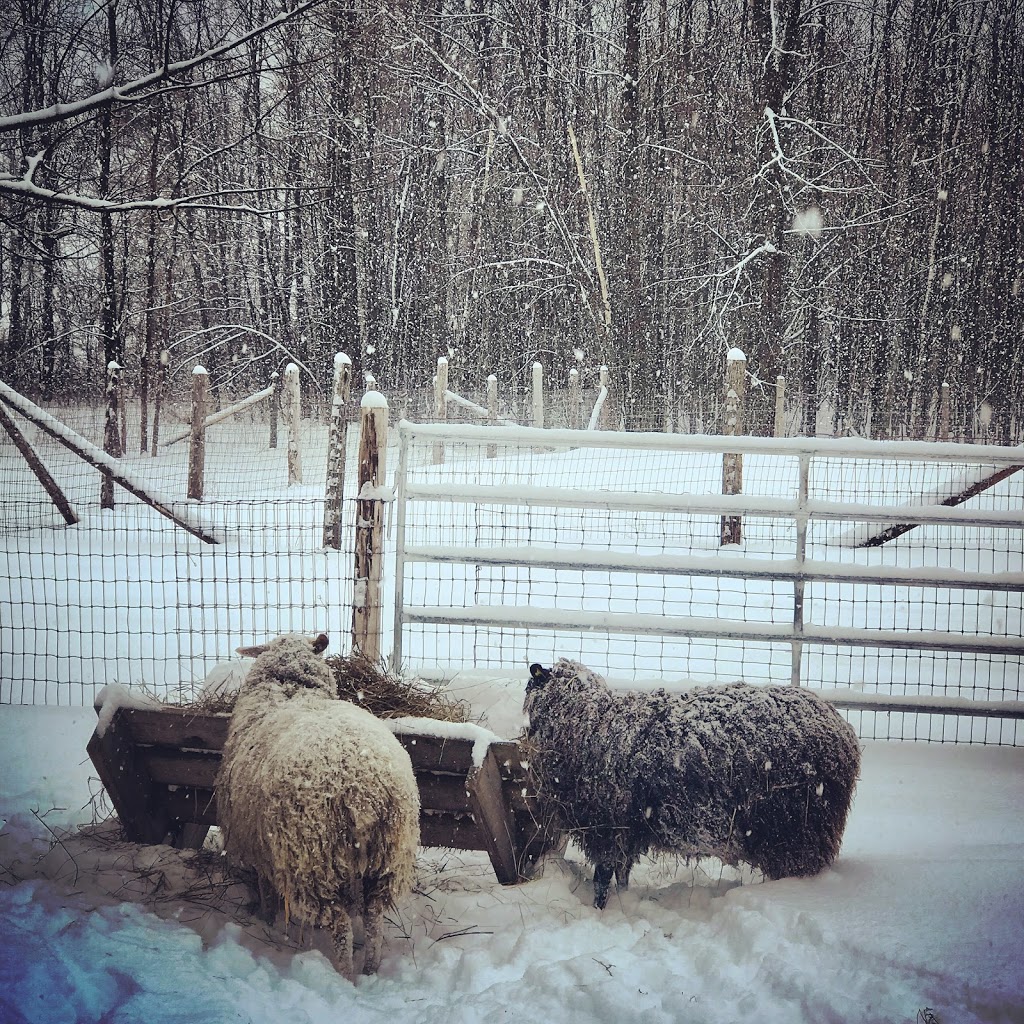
left=3, top=407, right=1024, bottom=1020
left=2, top=698, right=1023, bottom=1024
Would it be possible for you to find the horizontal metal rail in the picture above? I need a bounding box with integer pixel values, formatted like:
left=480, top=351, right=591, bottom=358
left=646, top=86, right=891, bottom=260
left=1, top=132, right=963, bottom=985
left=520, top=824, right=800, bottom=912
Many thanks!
left=399, top=419, right=1024, bottom=466
left=403, top=544, right=1024, bottom=591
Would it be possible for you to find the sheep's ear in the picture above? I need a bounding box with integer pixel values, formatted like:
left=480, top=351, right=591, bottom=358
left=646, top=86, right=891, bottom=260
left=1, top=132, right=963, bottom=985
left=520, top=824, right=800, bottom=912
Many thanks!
left=312, top=633, right=329, bottom=654
left=236, top=642, right=269, bottom=658
left=528, top=663, right=550, bottom=690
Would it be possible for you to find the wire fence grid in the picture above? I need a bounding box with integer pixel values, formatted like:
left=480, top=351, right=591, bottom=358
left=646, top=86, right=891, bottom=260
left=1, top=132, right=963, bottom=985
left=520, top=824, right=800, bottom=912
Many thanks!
left=2, top=391, right=1022, bottom=747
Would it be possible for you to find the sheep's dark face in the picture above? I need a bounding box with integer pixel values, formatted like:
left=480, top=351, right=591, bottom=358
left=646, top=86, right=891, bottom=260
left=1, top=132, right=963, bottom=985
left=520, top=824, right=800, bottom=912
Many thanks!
left=527, top=663, right=550, bottom=694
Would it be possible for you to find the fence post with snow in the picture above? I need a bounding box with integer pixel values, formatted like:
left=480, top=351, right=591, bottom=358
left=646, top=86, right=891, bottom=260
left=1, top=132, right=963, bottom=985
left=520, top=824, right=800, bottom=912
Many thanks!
left=323, top=352, right=353, bottom=549
left=187, top=365, right=208, bottom=501
left=433, top=356, right=448, bottom=465
left=285, top=363, right=303, bottom=486
left=487, top=374, right=498, bottom=458
left=352, top=390, right=389, bottom=661
left=721, top=348, right=746, bottom=545
left=101, top=360, right=123, bottom=510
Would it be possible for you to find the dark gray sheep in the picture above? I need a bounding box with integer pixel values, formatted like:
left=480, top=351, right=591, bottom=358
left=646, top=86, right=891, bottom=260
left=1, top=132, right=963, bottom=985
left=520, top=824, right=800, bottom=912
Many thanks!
left=524, top=659, right=860, bottom=909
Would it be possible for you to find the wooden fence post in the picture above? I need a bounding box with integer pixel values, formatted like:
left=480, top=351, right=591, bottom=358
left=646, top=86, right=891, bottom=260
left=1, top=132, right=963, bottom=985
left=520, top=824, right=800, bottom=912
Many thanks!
left=352, top=390, right=389, bottom=661
left=268, top=371, right=280, bottom=449
left=323, top=352, right=353, bottom=549
left=774, top=375, right=786, bottom=438
left=285, top=362, right=302, bottom=485
left=939, top=381, right=951, bottom=441
left=101, top=360, right=123, bottom=510
left=721, top=347, right=746, bottom=546
left=187, top=365, right=208, bottom=501
left=569, top=367, right=583, bottom=429
left=433, top=356, right=448, bottom=465
left=532, top=361, right=544, bottom=429
left=150, top=349, right=169, bottom=456
left=599, top=364, right=613, bottom=430
left=487, top=373, right=498, bottom=459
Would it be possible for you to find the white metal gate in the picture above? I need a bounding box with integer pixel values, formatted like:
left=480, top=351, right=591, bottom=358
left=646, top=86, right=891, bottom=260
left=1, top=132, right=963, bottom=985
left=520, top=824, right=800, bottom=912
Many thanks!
left=392, top=421, right=1024, bottom=738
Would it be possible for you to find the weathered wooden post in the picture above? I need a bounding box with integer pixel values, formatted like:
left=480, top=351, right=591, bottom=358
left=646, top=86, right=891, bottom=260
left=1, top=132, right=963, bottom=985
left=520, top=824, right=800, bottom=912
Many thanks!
left=774, top=375, right=786, bottom=438
left=323, top=352, right=353, bottom=549
left=0, top=401, right=78, bottom=524
left=599, top=364, right=613, bottom=430
left=285, top=362, right=302, bottom=486
left=268, top=370, right=280, bottom=449
left=433, top=356, right=448, bottom=465
left=569, top=367, right=583, bottom=430
left=150, top=349, right=169, bottom=456
left=532, top=361, right=544, bottom=429
left=352, top=390, right=389, bottom=661
left=939, top=381, right=951, bottom=441
left=187, top=365, right=208, bottom=501
left=721, top=347, right=746, bottom=546
left=487, top=373, right=498, bottom=459
left=101, top=360, right=123, bottom=510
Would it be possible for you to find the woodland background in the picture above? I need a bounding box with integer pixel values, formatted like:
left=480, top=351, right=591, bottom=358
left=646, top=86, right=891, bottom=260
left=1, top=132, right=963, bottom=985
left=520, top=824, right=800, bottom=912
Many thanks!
left=1, top=0, right=1021, bottom=441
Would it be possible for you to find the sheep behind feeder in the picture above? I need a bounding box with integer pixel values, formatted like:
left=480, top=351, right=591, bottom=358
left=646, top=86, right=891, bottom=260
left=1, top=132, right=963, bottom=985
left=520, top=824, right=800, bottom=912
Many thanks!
left=217, top=633, right=420, bottom=976
left=524, top=660, right=860, bottom=909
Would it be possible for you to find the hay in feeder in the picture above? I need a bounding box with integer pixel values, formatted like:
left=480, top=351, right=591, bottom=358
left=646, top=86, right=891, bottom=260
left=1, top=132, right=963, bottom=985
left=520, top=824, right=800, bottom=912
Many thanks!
left=326, top=654, right=469, bottom=723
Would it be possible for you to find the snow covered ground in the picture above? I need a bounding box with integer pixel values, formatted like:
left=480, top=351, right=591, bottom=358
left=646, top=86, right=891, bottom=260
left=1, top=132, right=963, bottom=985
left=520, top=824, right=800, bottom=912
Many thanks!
left=2, top=696, right=1023, bottom=1024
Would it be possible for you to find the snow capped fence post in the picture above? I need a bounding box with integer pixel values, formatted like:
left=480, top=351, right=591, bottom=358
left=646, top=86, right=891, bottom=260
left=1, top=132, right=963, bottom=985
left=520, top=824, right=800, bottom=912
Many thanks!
left=323, top=352, right=353, bottom=549
left=433, top=356, right=448, bottom=465
left=352, top=390, right=389, bottom=661
left=588, top=365, right=612, bottom=431
left=721, top=348, right=746, bottom=546
left=187, top=365, right=208, bottom=501
left=268, top=371, right=280, bottom=449
left=532, top=361, right=544, bottom=429
left=939, top=382, right=951, bottom=441
left=774, top=375, right=786, bottom=438
left=487, top=374, right=498, bottom=459
left=285, top=362, right=302, bottom=486
left=101, top=360, right=123, bottom=510
left=569, top=368, right=583, bottom=429
left=150, top=349, right=169, bottom=456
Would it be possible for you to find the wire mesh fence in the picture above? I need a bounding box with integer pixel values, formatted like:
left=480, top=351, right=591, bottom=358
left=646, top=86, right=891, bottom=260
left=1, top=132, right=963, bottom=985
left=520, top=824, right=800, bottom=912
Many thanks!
left=3, top=388, right=1023, bottom=748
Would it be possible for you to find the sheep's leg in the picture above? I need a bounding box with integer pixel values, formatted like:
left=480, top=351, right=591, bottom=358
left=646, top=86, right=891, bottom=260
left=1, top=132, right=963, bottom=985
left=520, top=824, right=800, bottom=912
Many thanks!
left=614, top=861, right=632, bottom=891
left=256, top=875, right=277, bottom=924
left=593, top=862, right=614, bottom=910
left=331, top=909, right=354, bottom=978
left=361, top=893, right=385, bottom=975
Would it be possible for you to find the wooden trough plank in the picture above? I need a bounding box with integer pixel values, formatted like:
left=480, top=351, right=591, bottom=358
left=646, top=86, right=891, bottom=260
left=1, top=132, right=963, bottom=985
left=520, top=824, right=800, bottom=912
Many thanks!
left=466, top=747, right=521, bottom=884
left=87, top=708, right=171, bottom=845
left=142, top=749, right=222, bottom=789
left=414, top=772, right=474, bottom=814
left=393, top=733, right=476, bottom=774
left=419, top=813, right=488, bottom=852
left=122, top=708, right=230, bottom=750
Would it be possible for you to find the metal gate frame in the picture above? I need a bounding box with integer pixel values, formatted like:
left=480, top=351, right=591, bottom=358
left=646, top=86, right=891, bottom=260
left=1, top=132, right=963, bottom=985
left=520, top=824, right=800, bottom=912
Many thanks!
left=392, top=421, right=1024, bottom=721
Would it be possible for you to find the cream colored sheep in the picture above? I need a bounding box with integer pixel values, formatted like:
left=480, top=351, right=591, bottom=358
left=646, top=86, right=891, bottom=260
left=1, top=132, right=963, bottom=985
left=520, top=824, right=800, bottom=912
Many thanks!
left=217, top=634, right=419, bottom=976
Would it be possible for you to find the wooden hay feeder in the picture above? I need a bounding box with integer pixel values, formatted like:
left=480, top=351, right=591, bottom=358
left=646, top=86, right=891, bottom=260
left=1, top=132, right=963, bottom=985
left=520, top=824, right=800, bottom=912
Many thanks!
left=87, top=698, right=560, bottom=885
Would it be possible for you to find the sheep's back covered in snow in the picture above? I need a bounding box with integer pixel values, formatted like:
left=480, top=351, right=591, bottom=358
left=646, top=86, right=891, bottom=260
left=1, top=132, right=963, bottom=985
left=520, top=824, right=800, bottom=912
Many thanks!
left=524, top=659, right=860, bottom=908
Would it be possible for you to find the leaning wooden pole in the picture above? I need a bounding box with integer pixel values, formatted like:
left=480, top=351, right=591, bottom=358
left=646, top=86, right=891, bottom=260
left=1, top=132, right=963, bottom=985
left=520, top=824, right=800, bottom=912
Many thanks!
left=0, top=379, right=219, bottom=543
left=352, top=390, right=389, bottom=661
left=0, top=401, right=78, bottom=524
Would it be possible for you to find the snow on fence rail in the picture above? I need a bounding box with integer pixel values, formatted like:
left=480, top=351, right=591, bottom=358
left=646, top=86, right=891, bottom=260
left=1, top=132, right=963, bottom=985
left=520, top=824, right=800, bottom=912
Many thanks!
left=391, top=420, right=1024, bottom=742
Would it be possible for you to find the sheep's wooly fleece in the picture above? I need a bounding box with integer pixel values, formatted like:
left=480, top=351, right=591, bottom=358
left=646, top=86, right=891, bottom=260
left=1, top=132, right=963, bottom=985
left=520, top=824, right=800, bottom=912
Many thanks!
left=525, top=659, right=861, bottom=904
left=216, top=636, right=420, bottom=971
